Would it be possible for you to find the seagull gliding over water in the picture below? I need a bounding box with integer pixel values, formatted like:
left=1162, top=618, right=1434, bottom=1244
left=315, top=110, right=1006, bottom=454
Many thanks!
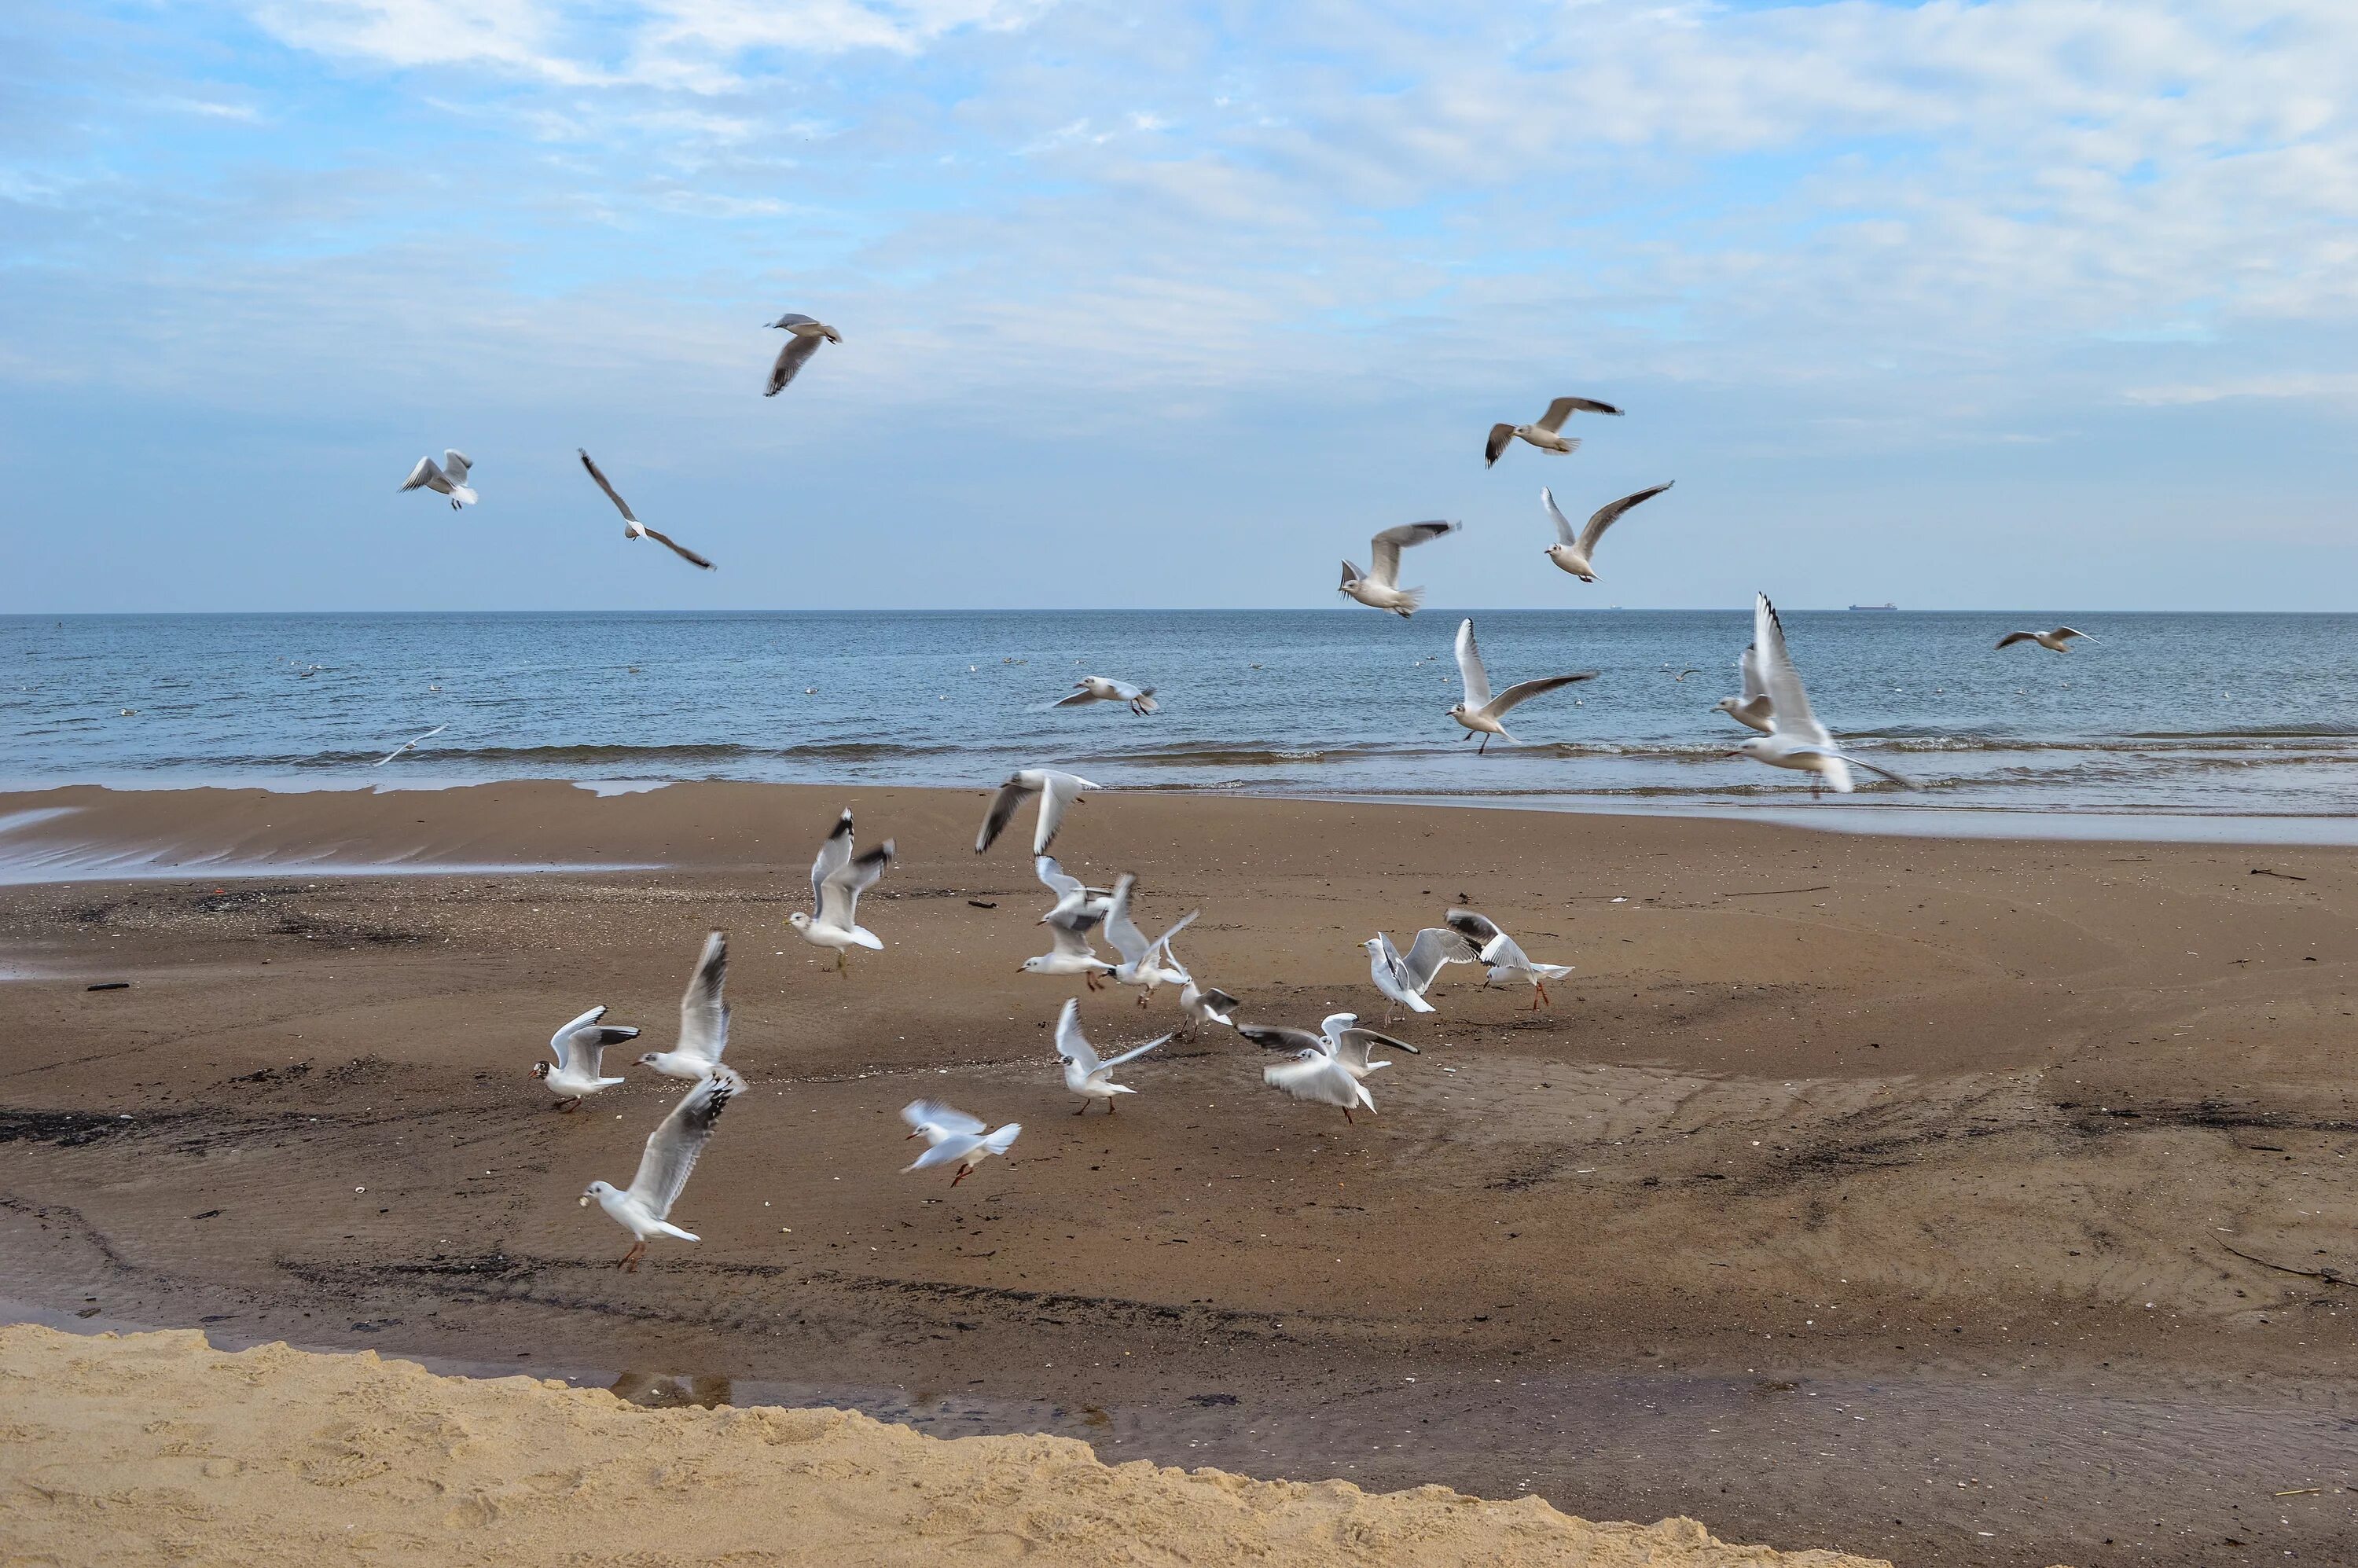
left=1541, top=482, right=1673, bottom=582
left=1732, top=594, right=1914, bottom=797
left=578, top=449, right=716, bottom=571
left=399, top=450, right=476, bottom=509
left=1996, top=627, right=2098, bottom=652
left=1340, top=521, right=1460, bottom=616
left=1449, top=618, right=1597, bottom=753
left=1715, top=644, right=1776, bottom=734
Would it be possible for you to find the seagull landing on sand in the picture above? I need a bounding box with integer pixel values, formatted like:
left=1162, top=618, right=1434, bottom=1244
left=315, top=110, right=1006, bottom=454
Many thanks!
left=1363, top=926, right=1483, bottom=1022
left=1485, top=396, right=1622, bottom=468
left=1449, top=618, right=1596, bottom=754
left=976, top=769, right=1100, bottom=854
left=1103, top=873, right=1199, bottom=1006
left=763, top=313, right=840, bottom=396
left=373, top=724, right=446, bottom=767
left=902, top=1099, right=1021, bottom=1185
left=1174, top=942, right=1240, bottom=1039
left=1053, top=997, right=1170, bottom=1114
left=534, top=1004, right=638, bottom=1111
left=637, top=931, right=731, bottom=1080
left=1054, top=676, right=1159, bottom=714
left=1541, top=482, right=1673, bottom=582
left=1732, top=594, right=1915, bottom=798
left=1715, top=644, right=1776, bottom=735
left=399, top=450, right=476, bottom=509
left=1240, top=1012, right=1419, bottom=1081
left=578, top=449, right=716, bottom=571
left=1996, top=626, right=2098, bottom=653
left=1340, top=520, right=1460, bottom=616
left=1475, top=931, right=1575, bottom=1009
left=787, top=810, right=893, bottom=971
left=582, top=1066, right=743, bottom=1271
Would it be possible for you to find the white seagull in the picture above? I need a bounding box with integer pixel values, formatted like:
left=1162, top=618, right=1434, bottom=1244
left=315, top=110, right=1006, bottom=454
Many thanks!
left=1485, top=395, right=1622, bottom=467
left=763, top=313, right=840, bottom=396
left=1034, top=854, right=1115, bottom=930
left=1996, top=626, right=2098, bottom=653
left=1732, top=594, right=1914, bottom=797
left=1173, top=945, right=1241, bottom=1038
left=1240, top=1012, right=1419, bottom=1081
left=1340, top=520, right=1460, bottom=616
left=1476, top=931, right=1575, bottom=1009
left=1103, top=873, right=1199, bottom=1006
left=532, top=1004, right=639, bottom=1110
left=901, top=1099, right=1022, bottom=1185
left=373, top=723, right=446, bottom=767
left=581, top=1065, right=744, bottom=1272
left=1541, top=482, right=1673, bottom=582
left=1715, top=644, right=1776, bottom=734
left=1019, top=920, right=1118, bottom=989
left=399, top=450, right=476, bottom=509
left=636, top=931, right=731, bottom=1081
left=976, top=769, right=1102, bottom=855
left=1053, top=997, right=1170, bottom=1114
left=1053, top=676, right=1159, bottom=714
left=787, top=810, right=894, bottom=971
left=1362, top=926, right=1484, bottom=1021
left=578, top=449, right=716, bottom=571
left=1449, top=618, right=1597, bottom=753
left=1259, top=1036, right=1379, bottom=1122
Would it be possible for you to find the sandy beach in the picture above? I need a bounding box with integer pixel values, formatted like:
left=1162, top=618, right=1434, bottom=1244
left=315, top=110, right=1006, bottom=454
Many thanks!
left=3, top=782, right=2355, bottom=1566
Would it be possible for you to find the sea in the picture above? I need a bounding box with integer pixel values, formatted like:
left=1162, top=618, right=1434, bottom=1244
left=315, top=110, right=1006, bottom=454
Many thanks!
left=5, top=609, right=2356, bottom=840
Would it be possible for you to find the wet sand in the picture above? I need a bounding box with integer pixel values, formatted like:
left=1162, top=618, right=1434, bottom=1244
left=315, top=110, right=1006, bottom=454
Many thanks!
left=3, top=781, right=2356, bottom=1566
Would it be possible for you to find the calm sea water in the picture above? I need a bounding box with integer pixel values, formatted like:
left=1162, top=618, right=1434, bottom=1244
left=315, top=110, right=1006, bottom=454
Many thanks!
left=5, top=611, right=2356, bottom=832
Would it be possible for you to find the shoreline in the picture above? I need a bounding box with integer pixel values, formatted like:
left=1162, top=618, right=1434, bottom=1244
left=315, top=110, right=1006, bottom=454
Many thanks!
left=4, top=780, right=2355, bottom=1563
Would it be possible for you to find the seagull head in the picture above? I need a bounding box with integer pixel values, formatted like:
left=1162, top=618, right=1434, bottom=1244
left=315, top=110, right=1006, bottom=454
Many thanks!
left=530, top=1060, right=551, bottom=1081
left=1713, top=696, right=1743, bottom=717
left=580, top=1181, right=613, bottom=1207
left=1446, top=701, right=1471, bottom=723
left=635, top=1049, right=664, bottom=1070
left=1732, top=736, right=1771, bottom=761
left=786, top=910, right=812, bottom=933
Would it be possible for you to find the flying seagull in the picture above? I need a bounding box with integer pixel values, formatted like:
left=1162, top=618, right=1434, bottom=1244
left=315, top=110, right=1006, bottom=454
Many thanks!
left=1996, top=626, right=2098, bottom=652
left=578, top=449, right=716, bottom=571
left=1474, top=929, right=1574, bottom=1009
left=1340, top=520, right=1460, bottom=616
left=581, top=1065, right=744, bottom=1272
left=976, top=768, right=1100, bottom=854
left=1449, top=618, right=1596, bottom=753
left=373, top=724, right=446, bottom=767
left=1485, top=396, right=1622, bottom=467
left=902, top=1100, right=1021, bottom=1185
left=533, top=1004, right=638, bottom=1111
left=763, top=313, right=841, bottom=396
left=1053, top=676, right=1159, bottom=714
left=1541, top=482, right=1673, bottom=582
left=1034, top=854, right=1115, bottom=931
left=399, top=450, right=476, bottom=509
left=637, top=931, right=732, bottom=1080
left=1102, top=872, right=1198, bottom=1005
left=1732, top=594, right=1914, bottom=796
left=1052, top=997, right=1170, bottom=1114
left=1362, top=926, right=1483, bottom=1020
left=1715, top=644, right=1776, bottom=734
left=787, top=810, right=894, bottom=971
left=1240, top=1012, right=1420, bottom=1081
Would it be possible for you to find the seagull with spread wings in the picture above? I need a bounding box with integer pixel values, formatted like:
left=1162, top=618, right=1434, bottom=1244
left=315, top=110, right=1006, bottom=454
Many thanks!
left=636, top=931, right=732, bottom=1080
left=763, top=312, right=840, bottom=396
left=1996, top=626, right=2099, bottom=653
left=1448, top=618, right=1597, bottom=754
left=399, top=450, right=476, bottom=509
left=788, top=810, right=894, bottom=971
left=1052, top=998, right=1170, bottom=1114
left=1541, top=482, right=1673, bottom=582
left=1485, top=395, right=1622, bottom=467
left=533, top=1004, right=639, bottom=1111
left=580, top=1065, right=744, bottom=1271
left=902, top=1099, right=1021, bottom=1185
left=1240, top=1012, right=1420, bottom=1081
left=1102, top=872, right=1199, bottom=1006
left=1053, top=675, right=1159, bottom=714
left=1340, top=520, right=1460, bottom=616
left=1715, top=644, right=1776, bottom=734
left=373, top=723, right=446, bottom=767
left=1732, top=594, right=1915, bottom=797
left=976, top=768, right=1101, bottom=854
left=578, top=449, right=716, bottom=571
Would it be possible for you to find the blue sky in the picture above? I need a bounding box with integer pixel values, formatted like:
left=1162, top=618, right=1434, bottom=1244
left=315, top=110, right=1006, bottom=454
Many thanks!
left=5, top=0, right=2356, bottom=611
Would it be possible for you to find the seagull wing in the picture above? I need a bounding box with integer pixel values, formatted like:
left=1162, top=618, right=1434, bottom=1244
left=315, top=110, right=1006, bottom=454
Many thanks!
left=1338, top=1026, right=1420, bottom=1059
left=810, top=810, right=854, bottom=914
left=399, top=456, right=443, bottom=493
left=1034, top=770, right=1095, bottom=853
left=1578, top=481, right=1673, bottom=556
left=1099, top=1032, right=1171, bottom=1072
left=1994, top=631, right=2037, bottom=649
left=768, top=312, right=820, bottom=331
left=1051, top=689, right=1100, bottom=707
left=442, top=450, right=472, bottom=484
left=902, top=1098, right=985, bottom=1138
left=1054, top=997, right=1103, bottom=1076
left=1486, top=671, right=1598, bottom=718
left=1739, top=643, right=1768, bottom=704
left=625, top=1067, right=744, bottom=1221
left=765, top=333, right=823, bottom=396
left=1403, top=926, right=1478, bottom=992
left=2054, top=626, right=2095, bottom=642
left=1102, top=874, right=1149, bottom=966
left=1369, top=520, right=1457, bottom=589
left=818, top=842, right=892, bottom=929
left=675, top=931, right=730, bottom=1068
left=905, top=1130, right=986, bottom=1170
left=1453, top=619, right=1492, bottom=708
left=1754, top=593, right=1828, bottom=747
left=373, top=723, right=446, bottom=766
left=1484, top=424, right=1515, bottom=467
left=1048, top=923, right=1104, bottom=960
left=1444, top=908, right=1502, bottom=948
left=977, top=777, right=1036, bottom=853
left=1265, top=1053, right=1364, bottom=1108
left=638, top=524, right=715, bottom=571
left=549, top=1004, right=611, bottom=1073
left=1149, top=908, right=1200, bottom=961
left=1537, top=395, right=1622, bottom=431
left=1541, top=487, right=1578, bottom=547
left=577, top=449, right=638, bottom=523
left=1482, top=931, right=1533, bottom=971
left=1238, top=1023, right=1325, bottom=1054
left=1035, top=854, right=1087, bottom=914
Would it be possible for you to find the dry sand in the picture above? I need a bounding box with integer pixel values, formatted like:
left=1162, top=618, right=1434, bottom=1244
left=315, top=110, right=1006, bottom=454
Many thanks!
left=3, top=782, right=2356, bottom=1566
left=0, top=1322, right=1889, bottom=1566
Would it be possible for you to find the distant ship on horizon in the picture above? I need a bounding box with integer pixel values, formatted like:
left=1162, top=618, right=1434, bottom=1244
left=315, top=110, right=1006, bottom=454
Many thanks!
left=1849, top=602, right=1898, bottom=611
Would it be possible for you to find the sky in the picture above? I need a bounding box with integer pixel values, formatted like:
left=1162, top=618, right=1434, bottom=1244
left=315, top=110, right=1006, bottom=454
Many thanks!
left=4, top=0, right=2356, bottom=613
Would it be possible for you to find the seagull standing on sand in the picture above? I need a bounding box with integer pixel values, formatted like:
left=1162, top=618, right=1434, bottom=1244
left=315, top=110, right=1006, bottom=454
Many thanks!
left=1996, top=627, right=2098, bottom=653
left=1053, top=997, right=1170, bottom=1114
left=1173, top=946, right=1241, bottom=1037
left=1340, top=521, right=1460, bottom=616
left=1485, top=396, right=1622, bottom=468
left=578, top=449, right=716, bottom=571
left=373, top=724, right=446, bottom=767
left=399, top=450, right=476, bottom=509
left=581, top=1066, right=744, bottom=1272
left=1541, top=483, right=1673, bottom=582
left=1054, top=676, right=1159, bottom=714
left=1715, top=644, right=1776, bottom=734
left=1448, top=619, right=1597, bottom=754
left=763, top=313, right=840, bottom=396
left=533, top=1004, right=638, bottom=1110
left=976, top=769, right=1101, bottom=854
left=637, top=931, right=731, bottom=1080
left=1732, top=594, right=1914, bottom=797
left=1103, top=873, right=1199, bottom=1005
left=787, top=810, right=894, bottom=971
left=901, top=1100, right=1021, bottom=1185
